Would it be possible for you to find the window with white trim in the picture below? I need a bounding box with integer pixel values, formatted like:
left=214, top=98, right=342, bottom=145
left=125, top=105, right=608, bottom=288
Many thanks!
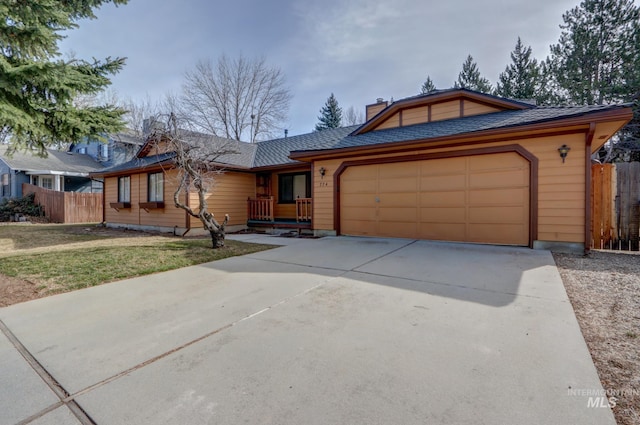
left=148, top=172, right=163, bottom=202
left=41, top=176, right=53, bottom=190
left=118, top=176, right=130, bottom=203
left=1, top=173, right=8, bottom=197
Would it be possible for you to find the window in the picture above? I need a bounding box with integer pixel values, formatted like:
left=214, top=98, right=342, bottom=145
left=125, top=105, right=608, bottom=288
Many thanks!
left=100, top=144, right=109, bottom=160
left=148, top=172, right=163, bottom=202
left=41, top=176, right=53, bottom=190
left=118, top=176, right=130, bottom=203
left=1, top=173, right=8, bottom=197
left=278, top=172, right=310, bottom=203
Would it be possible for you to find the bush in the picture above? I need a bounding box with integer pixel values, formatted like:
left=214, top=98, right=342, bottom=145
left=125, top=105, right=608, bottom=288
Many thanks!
left=0, top=193, right=44, bottom=222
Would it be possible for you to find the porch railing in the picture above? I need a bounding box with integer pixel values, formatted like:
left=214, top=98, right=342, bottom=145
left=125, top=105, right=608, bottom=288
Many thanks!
left=247, top=196, right=274, bottom=221
left=296, top=198, right=312, bottom=222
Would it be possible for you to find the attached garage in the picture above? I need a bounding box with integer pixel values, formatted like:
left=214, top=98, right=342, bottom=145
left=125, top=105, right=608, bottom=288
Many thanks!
left=339, top=149, right=532, bottom=246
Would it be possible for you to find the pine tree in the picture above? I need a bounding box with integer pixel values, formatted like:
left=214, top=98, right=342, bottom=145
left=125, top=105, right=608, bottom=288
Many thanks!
left=548, top=0, right=639, bottom=105
left=315, top=93, right=343, bottom=131
left=495, top=38, right=542, bottom=101
left=548, top=0, right=640, bottom=161
left=0, top=0, right=128, bottom=154
left=453, top=55, right=492, bottom=93
left=420, top=77, right=436, bottom=94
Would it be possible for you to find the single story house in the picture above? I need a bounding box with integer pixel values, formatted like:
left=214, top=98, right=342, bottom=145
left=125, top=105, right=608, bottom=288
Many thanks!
left=92, top=88, right=633, bottom=252
left=0, top=145, right=105, bottom=199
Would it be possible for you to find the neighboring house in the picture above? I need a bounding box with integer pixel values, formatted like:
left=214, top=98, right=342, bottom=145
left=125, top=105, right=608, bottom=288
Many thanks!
left=92, top=88, right=633, bottom=252
left=68, top=131, right=145, bottom=168
left=0, top=145, right=104, bottom=199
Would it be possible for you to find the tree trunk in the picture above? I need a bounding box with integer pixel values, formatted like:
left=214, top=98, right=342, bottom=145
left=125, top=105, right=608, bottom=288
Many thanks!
left=209, top=228, right=225, bottom=249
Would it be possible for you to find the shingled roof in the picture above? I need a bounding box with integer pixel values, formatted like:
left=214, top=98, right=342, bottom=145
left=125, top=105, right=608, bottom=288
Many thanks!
left=252, top=126, right=358, bottom=168
left=0, top=145, right=104, bottom=175
left=290, top=103, right=631, bottom=157
left=93, top=90, right=632, bottom=175
left=92, top=152, right=176, bottom=176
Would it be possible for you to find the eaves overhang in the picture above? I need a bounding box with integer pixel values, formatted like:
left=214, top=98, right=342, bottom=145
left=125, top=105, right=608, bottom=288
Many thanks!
left=290, top=106, right=633, bottom=162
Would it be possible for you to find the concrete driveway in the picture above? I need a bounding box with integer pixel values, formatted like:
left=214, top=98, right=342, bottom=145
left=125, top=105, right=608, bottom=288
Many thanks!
left=0, top=236, right=614, bottom=425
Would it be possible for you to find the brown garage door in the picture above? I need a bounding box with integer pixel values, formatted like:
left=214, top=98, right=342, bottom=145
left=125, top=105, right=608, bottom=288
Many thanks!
left=339, top=152, right=530, bottom=245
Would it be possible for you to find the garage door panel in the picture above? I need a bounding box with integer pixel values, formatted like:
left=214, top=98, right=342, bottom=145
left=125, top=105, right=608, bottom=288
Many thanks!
left=377, top=222, right=418, bottom=239
left=469, top=206, right=526, bottom=224
left=379, top=207, right=417, bottom=222
left=341, top=179, right=376, bottom=194
left=341, top=152, right=530, bottom=246
left=420, top=191, right=465, bottom=207
left=420, top=207, right=466, bottom=223
left=468, top=188, right=527, bottom=206
left=379, top=193, right=417, bottom=207
left=469, top=169, right=528, bottom=188
left=341, top=193, right=375, bottom=208
left=378, top=162, right=418, bottom=178
left=419, top=223, right=467, bottom=241
left=468, top=224, right=527, bottom=245
left=379, top=177, right=417, bottom=192
left=342, top=165, right=377, bottom=180
left=420, top=175, right=466, bottom=191
left=420, top=157, right=466, bottom=175
left=341, top=219, right=377, bottom=236
left=468, top=152, right=520, bottom=170
left=341, top=207, right=376, bottom=221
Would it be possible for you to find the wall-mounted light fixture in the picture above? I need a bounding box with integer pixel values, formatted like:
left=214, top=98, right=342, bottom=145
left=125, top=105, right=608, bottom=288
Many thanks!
left=558, top=144, right=571, bottom=163
left=319, top=167, right=326, bottom=178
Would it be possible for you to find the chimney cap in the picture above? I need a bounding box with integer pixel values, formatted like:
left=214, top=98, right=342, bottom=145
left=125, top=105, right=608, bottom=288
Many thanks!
left=376, top=97, right=385, bottom=103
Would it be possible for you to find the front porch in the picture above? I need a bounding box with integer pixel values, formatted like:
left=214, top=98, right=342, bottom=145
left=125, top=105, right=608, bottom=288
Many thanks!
left=247, top=196, right=312, bottom=230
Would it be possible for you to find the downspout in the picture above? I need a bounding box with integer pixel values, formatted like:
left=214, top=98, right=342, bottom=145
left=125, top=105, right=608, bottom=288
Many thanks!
left=584, top=122, right=596, bottom=254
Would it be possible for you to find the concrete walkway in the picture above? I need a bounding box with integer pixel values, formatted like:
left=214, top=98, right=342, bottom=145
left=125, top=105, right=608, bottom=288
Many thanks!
left=0, top=236, right=614, bottom=424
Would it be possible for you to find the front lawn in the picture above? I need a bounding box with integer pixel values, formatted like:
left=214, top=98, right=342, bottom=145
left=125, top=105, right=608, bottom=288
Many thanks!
left=0, top=224, right=275, bottom=305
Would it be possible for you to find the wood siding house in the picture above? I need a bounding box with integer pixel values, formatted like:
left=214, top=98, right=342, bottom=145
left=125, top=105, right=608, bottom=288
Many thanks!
left=94, top=89, right=633, bottom=251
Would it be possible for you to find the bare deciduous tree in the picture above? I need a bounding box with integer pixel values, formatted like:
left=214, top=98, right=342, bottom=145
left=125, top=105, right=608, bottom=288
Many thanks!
left=343, top=105, right=365, bottom=126
left=180, top=54, right=292, bottom=143
left=121, top=95, right=161, bottom=138
left=152, top=114, right=241, bottom=248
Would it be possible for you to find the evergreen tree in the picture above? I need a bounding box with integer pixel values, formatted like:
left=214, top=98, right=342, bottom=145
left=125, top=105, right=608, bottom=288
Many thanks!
left=549, top=0, right=640, bottom=161
left=420, top=76, right=436, bottom=94
left=495, top=38, right=542, bottom=101
left=0, top=0, right=128, bottom=154
left=315, top=93, right=342, bottom=131
left=453, top=55, right=492, bottom=93
left=548, top=0, right=639, bottom=105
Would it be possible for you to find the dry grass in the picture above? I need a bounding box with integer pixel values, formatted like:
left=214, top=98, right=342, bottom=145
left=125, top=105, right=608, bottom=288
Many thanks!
left=554, top=250, right=640, bottom=425
left=0, top=224, right=275, bottom=306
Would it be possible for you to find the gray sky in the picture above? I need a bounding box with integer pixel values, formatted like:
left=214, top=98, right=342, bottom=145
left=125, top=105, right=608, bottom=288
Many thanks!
left=60, top=0, right=580, bottom=137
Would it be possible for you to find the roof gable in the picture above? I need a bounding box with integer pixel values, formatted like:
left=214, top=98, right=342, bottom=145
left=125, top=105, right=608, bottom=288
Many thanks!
left=354, top=88, right=534, bottom=135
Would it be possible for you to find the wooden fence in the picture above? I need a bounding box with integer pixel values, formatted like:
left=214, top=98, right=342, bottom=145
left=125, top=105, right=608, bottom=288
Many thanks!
left=591, top=163, right=640, bottom=250
left=23, top=183, right=103, bottom=224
